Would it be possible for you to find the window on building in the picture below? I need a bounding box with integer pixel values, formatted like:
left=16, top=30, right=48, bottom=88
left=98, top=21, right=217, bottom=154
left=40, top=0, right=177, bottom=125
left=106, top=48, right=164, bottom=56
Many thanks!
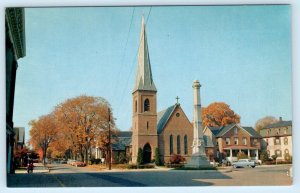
left=275, top=137, right=280, bottom=145
left=170, top=135, right=173, bottom=155
left=147, top=121, right=149, bottom=129
left=234, top=137, right=238, bottom=145
left=285, top=149, right=289, bottom=154
left=276, top=129, right=280, bottom=135
left=267, top=129, right=270, bottom=136
left=284, top=128, right=287, bottom=134
left=177, top=135, right=181, bottom=154
left=275, top=149, right=282, bottom=157
left=253, top=138, right=257, bottom=145
left=284, top=137, right=288, bottom=145
left=266, top=138, right=269, bottom=146
left=242, top=137, right=247, bottom=145
left=184, top=135, right=188, bottom=155
left=226, top=138, right=230, bottom=145
left=144, top=99, right=150, bottom=112
left=135, top=100, right=137, bottom=113
left=234, top=127, right=238, bottom=135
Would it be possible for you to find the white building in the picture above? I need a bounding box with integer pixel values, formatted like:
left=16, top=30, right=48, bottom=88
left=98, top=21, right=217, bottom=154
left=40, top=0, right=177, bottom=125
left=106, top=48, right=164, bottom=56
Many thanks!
left=260, top=118, right=292, bottom=161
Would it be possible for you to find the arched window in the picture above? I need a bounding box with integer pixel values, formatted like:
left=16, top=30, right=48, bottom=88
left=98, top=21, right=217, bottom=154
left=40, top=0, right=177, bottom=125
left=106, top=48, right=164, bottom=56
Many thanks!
left=284, top=137, right=288, bottom=145
left=275, top=149, right=282, bottom=157
left=285, top=149, right=289, bottom=154
left=177, top=135, right=181, bottom=154
left=144, top=99, right=150, bottom=112
left=184, top=135, right=188, bottom=155
left=135, top=100, right=137, bottom=113
left=147, top=121, right=149, bottom=129
left=170, top=135, right=173, bottom=155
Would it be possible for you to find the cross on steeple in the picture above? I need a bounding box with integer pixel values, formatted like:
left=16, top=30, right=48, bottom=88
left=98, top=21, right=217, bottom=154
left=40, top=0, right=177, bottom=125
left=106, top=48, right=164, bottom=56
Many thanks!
left=176, top=96, right=179, bottom=104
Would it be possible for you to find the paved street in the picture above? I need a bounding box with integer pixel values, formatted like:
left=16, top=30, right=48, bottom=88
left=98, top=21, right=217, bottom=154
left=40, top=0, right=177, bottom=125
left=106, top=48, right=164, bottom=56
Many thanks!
left=7, top=164, right=292, bottom=187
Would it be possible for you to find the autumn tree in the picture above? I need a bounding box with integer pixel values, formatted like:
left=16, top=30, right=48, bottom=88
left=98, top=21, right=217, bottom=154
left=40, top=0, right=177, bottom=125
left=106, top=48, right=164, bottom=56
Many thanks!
left=201, top=102, right=240, bottom=127
left=254, top=116, right=279, bottom=132
left=53, top=95, right=117, bottom=164
left=29, top=113, right=58, bottom=165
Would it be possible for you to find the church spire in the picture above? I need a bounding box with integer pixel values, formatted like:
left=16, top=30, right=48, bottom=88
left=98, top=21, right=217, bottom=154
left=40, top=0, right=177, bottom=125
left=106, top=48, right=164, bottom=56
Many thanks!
left=133, top=16, right=157, bottom=93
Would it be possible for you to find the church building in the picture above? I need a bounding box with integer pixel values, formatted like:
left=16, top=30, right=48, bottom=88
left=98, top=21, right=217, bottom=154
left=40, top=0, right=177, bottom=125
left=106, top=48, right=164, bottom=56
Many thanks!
left=131, top=17, right=194, bottom=164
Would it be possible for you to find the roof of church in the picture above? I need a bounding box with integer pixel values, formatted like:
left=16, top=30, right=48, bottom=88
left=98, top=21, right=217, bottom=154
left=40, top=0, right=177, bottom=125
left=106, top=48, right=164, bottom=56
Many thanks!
left=157, top=104, right=178, bottom=134
left=133, top=16, right=156, bottom=93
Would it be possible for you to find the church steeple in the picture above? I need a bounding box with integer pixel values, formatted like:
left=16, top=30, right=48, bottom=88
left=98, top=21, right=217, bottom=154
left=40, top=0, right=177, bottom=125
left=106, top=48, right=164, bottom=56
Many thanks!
left=133, top=16, right=156, bottom=93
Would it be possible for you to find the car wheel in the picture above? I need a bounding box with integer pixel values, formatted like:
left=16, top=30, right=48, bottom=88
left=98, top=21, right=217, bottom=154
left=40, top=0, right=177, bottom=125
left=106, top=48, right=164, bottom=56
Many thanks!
left=251, top=166, right=255, bottom=168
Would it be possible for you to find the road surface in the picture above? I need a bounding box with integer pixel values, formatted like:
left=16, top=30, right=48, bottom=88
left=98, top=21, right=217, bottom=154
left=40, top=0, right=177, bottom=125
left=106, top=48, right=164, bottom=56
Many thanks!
left=7, top=164, right=292, bottom=187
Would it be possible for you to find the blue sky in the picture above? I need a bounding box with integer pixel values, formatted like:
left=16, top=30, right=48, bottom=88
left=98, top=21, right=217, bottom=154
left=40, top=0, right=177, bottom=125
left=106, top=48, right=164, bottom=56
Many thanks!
left=13, top=5, right=292, bottom=142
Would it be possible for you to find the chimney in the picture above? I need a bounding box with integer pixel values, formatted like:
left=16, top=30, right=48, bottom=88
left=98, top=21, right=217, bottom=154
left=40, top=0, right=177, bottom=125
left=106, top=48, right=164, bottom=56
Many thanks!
left=279, top=117, right=283, bottom=121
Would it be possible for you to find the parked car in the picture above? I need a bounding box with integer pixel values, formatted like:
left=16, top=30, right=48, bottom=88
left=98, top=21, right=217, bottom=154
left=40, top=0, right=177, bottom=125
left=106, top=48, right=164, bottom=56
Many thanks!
left=67, top=159, right=76, bottom=165
left=250, top=158, right=261, bottom=165
left=74, top=161, right=86, bottom=167
left=60, top=160, right=67, bottom=164
left=232, top=159, right=256, bottom=168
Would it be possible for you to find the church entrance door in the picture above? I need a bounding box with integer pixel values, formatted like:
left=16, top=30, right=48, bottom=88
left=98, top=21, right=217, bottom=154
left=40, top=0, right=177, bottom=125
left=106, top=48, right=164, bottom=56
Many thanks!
left=143, top=143, right=152, bottom=163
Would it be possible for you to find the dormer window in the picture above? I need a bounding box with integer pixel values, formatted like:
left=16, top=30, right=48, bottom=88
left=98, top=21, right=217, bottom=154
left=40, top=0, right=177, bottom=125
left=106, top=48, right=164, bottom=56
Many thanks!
left=144, top=98, right=150, bottom=112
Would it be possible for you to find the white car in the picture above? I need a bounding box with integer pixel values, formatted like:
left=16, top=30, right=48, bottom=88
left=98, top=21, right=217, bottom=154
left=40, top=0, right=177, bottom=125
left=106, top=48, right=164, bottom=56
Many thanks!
left=232, top=159, right=256, bottom=168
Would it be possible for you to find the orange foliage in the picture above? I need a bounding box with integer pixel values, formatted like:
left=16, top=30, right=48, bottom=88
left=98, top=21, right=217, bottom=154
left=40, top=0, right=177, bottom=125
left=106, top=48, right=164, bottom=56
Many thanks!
left=53, top=95, right=118, bottom=163
left=29, top=113, right=58, bottom=164
left=201, top=102, right=240, bottom=127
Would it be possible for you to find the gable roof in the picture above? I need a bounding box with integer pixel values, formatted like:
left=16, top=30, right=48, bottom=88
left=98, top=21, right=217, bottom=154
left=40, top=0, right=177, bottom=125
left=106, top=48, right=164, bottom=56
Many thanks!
left=262, top=120, right=292, bottom=129
left=243, top=127, right=262, bottom=138
left=207, top=126, right=224, bottom=136
left=209, top=124, right=261, bottom=138
left=157, top=104, right=177, bottom=134
left=112, top=131, right=132, bottom=151
left=215, top=124, right=236, bottom=137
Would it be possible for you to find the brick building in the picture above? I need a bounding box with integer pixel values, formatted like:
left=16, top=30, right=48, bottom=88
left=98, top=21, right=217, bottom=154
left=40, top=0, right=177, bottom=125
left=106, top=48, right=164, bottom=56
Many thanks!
left=203, top=124, right=262, bottom=163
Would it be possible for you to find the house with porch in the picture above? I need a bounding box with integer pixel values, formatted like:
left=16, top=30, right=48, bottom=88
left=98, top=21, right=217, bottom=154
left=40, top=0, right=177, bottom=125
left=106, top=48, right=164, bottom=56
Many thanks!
left=203, top=123, right=262, bottom=163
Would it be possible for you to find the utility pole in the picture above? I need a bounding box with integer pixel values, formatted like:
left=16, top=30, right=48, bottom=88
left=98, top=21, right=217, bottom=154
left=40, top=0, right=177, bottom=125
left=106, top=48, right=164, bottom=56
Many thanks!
left=108, top=107, right=112, bottom=170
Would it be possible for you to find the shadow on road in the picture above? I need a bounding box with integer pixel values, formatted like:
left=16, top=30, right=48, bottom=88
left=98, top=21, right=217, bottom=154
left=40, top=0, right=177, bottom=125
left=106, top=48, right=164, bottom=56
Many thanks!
left=8, top=169, right=231, bottom=187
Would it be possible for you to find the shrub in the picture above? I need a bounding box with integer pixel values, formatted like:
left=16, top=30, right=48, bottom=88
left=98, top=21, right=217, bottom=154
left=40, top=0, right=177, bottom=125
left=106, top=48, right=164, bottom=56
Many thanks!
left=127, top=164, right=137, bottom=169
left=260, top=151, right=271, bottom=162
left=155, top=148, right=162, bottom=166
left=237, top=152, right=248, bottom=160
left=137, top=148, right=143, bottom=165
left=127, top=164, right=155, bottom=169
left=271, top=155, right=278, bottom=161
left=169, top=154, right=185, bottom=164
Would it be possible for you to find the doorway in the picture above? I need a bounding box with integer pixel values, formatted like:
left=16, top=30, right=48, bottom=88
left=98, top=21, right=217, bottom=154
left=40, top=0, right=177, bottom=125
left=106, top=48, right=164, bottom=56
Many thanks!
left=143, top=143, right=152, bottom=163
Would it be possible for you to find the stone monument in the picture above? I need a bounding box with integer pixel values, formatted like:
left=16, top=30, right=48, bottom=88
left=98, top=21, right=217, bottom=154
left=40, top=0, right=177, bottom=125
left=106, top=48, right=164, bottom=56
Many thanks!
left=185, top=80, right=212, bottom=168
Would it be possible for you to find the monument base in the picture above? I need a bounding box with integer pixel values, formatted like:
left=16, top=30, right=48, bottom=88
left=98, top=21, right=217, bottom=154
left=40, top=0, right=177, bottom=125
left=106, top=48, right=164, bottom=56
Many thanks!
left=185, top=153, right=213, bottom=168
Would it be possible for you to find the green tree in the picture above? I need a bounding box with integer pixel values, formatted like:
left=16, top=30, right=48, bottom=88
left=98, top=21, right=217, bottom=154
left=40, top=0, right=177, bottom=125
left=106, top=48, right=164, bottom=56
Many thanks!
left=137, top=148, right=143, bottom=166
left=260, top=150, right=270, bottom=162
left=154, top=148, right=161, bottom=166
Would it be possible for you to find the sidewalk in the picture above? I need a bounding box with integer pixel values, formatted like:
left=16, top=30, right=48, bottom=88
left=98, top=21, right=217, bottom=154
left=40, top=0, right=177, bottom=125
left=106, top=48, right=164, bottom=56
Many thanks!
left=15, top=163, right=50, bottom=174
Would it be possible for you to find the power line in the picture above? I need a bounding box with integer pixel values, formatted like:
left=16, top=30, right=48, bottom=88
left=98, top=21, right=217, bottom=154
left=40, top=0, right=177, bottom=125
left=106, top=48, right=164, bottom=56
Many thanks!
left=112, top=7, right=135, bottom=98
left=116, top=7, right=153, bottom=119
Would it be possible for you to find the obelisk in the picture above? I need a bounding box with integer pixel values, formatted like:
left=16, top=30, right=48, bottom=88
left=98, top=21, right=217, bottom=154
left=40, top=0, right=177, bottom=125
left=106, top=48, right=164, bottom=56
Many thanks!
left=185, top=80, right=212, bottom=168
